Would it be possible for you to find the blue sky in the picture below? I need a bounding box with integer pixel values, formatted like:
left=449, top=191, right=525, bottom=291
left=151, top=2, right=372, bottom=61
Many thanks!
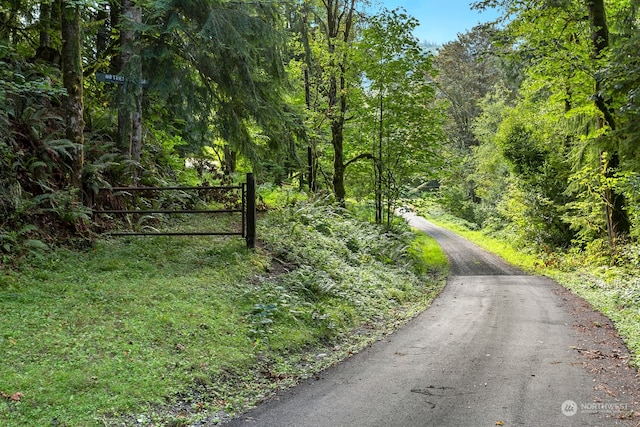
left=374, top=0, right=500, bottom=45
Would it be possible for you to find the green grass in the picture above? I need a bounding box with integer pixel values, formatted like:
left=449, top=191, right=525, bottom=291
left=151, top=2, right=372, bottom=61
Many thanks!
left=0, top=203, right=448, bottom=426
left=1, top=235, right=260, bottom=426
left=408, top=232, right=450, bottom=277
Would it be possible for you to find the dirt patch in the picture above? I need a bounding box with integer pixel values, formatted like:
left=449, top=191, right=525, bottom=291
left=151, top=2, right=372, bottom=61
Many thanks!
left=555, top=284, right=640, bottom=422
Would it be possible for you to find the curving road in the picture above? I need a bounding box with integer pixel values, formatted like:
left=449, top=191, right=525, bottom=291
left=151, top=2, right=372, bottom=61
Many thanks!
left=224, top=212, right=637, bottom=426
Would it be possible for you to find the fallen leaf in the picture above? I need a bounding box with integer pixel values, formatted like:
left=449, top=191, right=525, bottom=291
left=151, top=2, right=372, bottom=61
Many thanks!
left=10, top=392, right=24, bottom=401
left=495, top=421, right=504, bottom=426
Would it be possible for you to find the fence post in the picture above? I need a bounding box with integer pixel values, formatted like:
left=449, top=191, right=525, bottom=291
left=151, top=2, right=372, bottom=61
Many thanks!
left=246, top=172, right=256, bottom=249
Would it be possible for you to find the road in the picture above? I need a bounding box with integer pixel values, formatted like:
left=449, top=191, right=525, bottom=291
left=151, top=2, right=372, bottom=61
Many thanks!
left=225, top=212, right=638, bottom=426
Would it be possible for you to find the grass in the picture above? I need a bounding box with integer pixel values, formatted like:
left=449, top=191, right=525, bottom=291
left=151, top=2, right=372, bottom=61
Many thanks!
left=409, top=199, right=640, bottom=369
left=408, top=232, right=450, bottom=276
left=0, top=202, right=448, bottom=426
left=406, top=199, right=540, bottom=272
left=1, top=232, right=260, bottom=426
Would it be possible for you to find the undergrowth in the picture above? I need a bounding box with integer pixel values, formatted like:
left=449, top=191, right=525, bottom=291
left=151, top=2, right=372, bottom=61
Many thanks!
left=0, top=199, right=448, bottom=426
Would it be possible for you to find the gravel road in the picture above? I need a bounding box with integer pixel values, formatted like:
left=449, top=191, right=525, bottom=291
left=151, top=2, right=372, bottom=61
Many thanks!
left=224, top=212, right=639, bottom=426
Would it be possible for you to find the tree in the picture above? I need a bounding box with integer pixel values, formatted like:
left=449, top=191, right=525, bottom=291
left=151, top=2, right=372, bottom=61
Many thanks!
left=433, top=24, right=516, bottom=222
left=585, top=0, right=631, bottom=244
left=118, top=0, right=143, bottom=182
left=61, top=0, right=85, bottom=192
left=435, top=24, right=509, bottom=151
left=470, top=0, right=636, bottom=248
left=141, top=0, right=304, bottom=178
left=290, top=0, right=372, bottom=203
left=323, top=0, right=358, bottom=204
left=357, top=8, right=442, bottom=225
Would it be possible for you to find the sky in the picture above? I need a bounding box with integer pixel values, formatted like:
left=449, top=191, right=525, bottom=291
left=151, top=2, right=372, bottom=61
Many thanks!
left=374, top=0, right=501, bottom=45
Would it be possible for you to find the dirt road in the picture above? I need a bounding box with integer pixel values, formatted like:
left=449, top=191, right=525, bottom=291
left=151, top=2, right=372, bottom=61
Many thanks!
left=225, top=213, right=639, bottom=426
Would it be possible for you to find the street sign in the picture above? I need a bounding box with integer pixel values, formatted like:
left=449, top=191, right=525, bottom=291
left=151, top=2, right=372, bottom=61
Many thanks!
left=96, top=72, right=148, bottom=87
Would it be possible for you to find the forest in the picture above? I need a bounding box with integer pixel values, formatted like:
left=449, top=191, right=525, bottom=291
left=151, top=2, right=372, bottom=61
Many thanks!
left=437, top=0, right=640, bottom=258
left=2, top=0, right=640, bottom=424
left=2, top=0, right=640, bottom=260
left=1, top=0, right=442, bottom=251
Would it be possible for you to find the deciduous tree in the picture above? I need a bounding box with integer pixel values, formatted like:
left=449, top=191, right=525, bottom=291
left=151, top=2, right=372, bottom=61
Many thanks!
left=357, top=8, right=442, bottom=225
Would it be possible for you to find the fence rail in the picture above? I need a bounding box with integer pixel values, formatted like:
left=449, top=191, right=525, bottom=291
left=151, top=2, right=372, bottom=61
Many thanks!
left=91, top=173, right=256, bottom=248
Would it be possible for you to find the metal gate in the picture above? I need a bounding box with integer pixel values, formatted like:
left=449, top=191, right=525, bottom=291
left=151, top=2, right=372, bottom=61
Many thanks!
left=91, top=173, right=256, bottom=248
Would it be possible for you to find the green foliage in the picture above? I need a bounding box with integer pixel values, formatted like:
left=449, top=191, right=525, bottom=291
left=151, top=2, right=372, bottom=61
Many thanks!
left=620, top=173, right=640, bottom=240
left=254, top=198, right=448, bottom=347
left=2, top=0, right=449, bottom=253
left=483, top=90, right=575, bottom=247
left=563, top=160, right=610, bottom=243
left=460, top=0, right=639, bottom=252
left=497, top=122, right=545, bottom=176
left=257, top=182, right=308, bottom=209
left=0, top=204, right=447, bottom=426
left=496, top=181, right=572, bottom=249
left=143, top=0, right=305, bottom=170
left=0, top=43, right=93, bottom=257
left=353, top=7, right=444, bottom=222
left=5, top=0, right=311, bottom=243
left=0, top=225, right=46, bottom=264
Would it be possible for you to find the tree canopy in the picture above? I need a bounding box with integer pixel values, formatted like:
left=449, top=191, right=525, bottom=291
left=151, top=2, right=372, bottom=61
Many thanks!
left=435, top=0, right=640, bottom=254
left=3, top=0, right=640, bottom=259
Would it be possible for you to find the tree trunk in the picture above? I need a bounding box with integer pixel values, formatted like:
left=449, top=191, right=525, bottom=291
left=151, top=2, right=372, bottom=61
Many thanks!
left=375, top=89, right=383, bottom=224
left=128, top=3, right=143, bottom=170
left=223, top=145, right=237, bottom=177
left=325, top=0, right=355, bottom=206
left=332, top=121, right=346, bottom=203
left=303, top=64, right=317, bottom=192
left=39, top=1, right=51, bottom=48
left=307, top=143, right=317, bottom=192
left=585, top=0, right=630, bottom=243
left=131, top=85, right=143, bottom=169
left=117, top=0, right=132, bottom=156
left=301, top=9, right=317, bottom=193
left=61, top=1, right=84, bottom=193
left=118, top=0, right=143, bottom=183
